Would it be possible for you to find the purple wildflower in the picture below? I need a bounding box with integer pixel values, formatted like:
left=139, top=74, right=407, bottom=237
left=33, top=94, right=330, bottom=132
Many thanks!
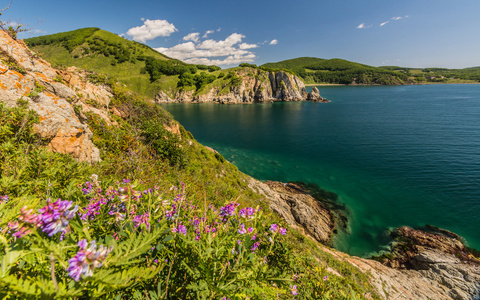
left=252, top=233, right=257, bottom=240
left=238, top=207, right=256, bottom=219
left=154, top=259, right=159, bottom=264
left=13, top=200, right=78, bottom=238
left=37, top=199, right=78, bottom=236
left=279, top=228, right=287, bottom=235
left=323, top=275, right=329, bottom=281
left=238, top=223, right=247, bottom=234
left=220, top=202, right=239, bottom=217
left=290, top=285, right=298, bottom=296
left=133, top=213, right=150, bottom=230
left=0, top=195, right=9, bottom=204
left=67, top=239, right=113, bottom=281
left=270, top=224, right=279, bottom=233
left=178, top=224, right=187, bottom=235
left=248, top=227, right=253, bottom=233
left=251, top=242, right=260, bottom=252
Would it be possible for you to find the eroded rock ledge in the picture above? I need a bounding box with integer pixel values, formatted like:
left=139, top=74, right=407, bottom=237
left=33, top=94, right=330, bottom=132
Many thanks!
left=248, top=179, right=338, bottom=245
left=155, top=68, right=329, bottom=104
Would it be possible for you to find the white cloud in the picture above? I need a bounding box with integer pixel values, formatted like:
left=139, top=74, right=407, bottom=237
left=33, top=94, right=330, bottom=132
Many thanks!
left=126, top=19, right=177, bottom=43
left=203, top=30, right=214, bottom=38
left=356, top=23, right=373, bottom=29
left=269, top=39, right=278, bottom=45
left=155, top=32, right=257, bottom=66
left=392, top=16, right=402, bottom=20
left=239, top=43, right=258, bottom=49
left=183, top=32, right=200, bottom=43
left=380, top=21, right=389, bottom=27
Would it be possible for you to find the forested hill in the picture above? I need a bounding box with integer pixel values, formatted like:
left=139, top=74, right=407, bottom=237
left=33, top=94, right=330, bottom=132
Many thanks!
left=24, top=28, right=221, bottom=98
left=262, top=57, right=410, bottom=85
left=263, top=57, right=480, bottom=85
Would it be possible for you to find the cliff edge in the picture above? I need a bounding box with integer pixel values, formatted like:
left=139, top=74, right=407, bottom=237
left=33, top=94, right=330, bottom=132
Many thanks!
left=156, top=67, right=329, bottom=104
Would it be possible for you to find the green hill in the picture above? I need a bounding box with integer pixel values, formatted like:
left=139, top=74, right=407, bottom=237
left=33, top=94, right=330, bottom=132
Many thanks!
left=25, top=28, right=223, bottom=98
left=379, top=65, right=480, bottom=83
left=262, top=57, right=410, bottom=85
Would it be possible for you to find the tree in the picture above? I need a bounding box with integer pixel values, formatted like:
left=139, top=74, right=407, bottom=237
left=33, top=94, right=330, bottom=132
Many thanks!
left=0, top=1, right=29, bottom=40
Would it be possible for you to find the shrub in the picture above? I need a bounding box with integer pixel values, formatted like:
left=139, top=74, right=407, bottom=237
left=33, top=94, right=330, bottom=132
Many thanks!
left=0, top=177, right=293, bottom=299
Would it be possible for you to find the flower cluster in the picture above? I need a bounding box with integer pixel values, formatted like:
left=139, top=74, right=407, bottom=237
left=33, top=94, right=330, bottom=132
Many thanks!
left=0, top=195, right=9, bottom=204
left=133, top=212, right=150, bottom=230
left=67, top=239, right=113, bottom=281
left=11, top=199, right=78, bottom=238
left=269, top=223, right=287, bottom=235
left=220, top=202, right=239, bottom=217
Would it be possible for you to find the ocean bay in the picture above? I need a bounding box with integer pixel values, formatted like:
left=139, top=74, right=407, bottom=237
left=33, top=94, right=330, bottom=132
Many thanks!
left=162, top=84, right=480, bottom=257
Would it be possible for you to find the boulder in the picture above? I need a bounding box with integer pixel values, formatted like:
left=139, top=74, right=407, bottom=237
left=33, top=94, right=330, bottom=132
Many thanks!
left=307, top=86, right=328, bottom=102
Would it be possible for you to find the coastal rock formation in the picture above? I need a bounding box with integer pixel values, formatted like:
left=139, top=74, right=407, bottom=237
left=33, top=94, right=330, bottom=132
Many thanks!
left=158, top=68, right=326, bottom=104
left=249, top=175, right=480, bottom=299
left=363, top=226, right=480, bottom=300
left=0, top=30, right=114, bottom=162
left=248, top=179, right=335, bottom=244
left=307, top=86, right=329, bottom=102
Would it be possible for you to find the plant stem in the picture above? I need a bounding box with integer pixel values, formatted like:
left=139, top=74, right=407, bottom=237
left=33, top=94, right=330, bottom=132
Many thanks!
left=50, top=252, right=58, bottom=291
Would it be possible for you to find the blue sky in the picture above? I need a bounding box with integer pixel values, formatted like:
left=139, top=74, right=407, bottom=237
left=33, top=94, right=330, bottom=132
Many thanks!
left=3, top=0, right=480, bottom=68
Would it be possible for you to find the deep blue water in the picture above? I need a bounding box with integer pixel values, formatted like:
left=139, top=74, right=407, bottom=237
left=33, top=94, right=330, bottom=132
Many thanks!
left=161, top=84, right=480, bottom=257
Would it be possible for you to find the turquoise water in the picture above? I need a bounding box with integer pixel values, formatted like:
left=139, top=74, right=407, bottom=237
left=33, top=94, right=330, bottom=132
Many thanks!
left=161, top=84, right=480, bottom=257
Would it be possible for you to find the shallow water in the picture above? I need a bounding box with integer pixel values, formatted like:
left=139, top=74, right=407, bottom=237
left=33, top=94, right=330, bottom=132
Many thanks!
left=162, top=84, right=480, bottom=256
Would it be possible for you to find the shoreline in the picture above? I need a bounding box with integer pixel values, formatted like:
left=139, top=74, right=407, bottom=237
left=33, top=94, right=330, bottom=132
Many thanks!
left=305, top=82, right=480, bottom=87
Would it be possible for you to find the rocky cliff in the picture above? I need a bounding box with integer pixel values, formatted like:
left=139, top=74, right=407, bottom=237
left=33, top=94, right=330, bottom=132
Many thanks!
left=155, top=68, right=328, bottom=104
left=0, top=30, right=114, bottom=163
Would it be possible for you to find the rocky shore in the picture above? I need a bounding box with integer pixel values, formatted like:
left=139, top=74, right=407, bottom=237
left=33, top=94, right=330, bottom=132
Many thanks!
left=248, top=177, right=480, bottom=299
left=155, top=68, right=329, bottom=104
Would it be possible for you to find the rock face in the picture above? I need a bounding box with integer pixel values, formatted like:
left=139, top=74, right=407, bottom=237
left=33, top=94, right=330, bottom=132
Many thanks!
left=248, top=179, right=335, bottom=244
left=0, top=30, right=113, bottom=163
left=160, top=68, right=327, bottom=104
left=307, top=86, right=329, bottom=102
left=249, top=176, right=480, bottom=299
left=361, top=226, right=480, bottom=300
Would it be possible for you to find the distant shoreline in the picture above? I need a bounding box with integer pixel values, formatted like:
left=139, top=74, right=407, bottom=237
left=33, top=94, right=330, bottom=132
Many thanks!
left=305, top=82, right=480, bottom=87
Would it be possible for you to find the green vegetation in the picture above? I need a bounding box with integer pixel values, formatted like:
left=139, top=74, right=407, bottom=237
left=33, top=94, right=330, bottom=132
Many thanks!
left=25, top=28, right=173, bottom=98
left=0, top=73, right=380, bottom=298
left=262, top=57, right=409, bottom=85
left=380, top=65, right=480, bottom=83
left=263, top=57, right=480, bottom=85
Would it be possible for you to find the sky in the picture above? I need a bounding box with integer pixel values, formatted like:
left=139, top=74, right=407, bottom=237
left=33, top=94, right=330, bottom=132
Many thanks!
left=3, top=0, right=480, bottom=68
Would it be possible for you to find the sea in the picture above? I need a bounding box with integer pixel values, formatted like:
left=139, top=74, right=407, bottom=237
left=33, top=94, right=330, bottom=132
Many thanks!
left=161, top=84, right=480, bottom=257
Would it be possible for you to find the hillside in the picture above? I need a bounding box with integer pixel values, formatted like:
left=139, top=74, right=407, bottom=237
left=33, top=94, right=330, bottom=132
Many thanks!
left=379, top=65, right=480, bottom=83
left=262, top=57, right=410, bottom=85
left=26, top=29, right=318, bottom=104
left=263, top=57, right=480, bottom=85
left=2, top=29, right=480, bottom=299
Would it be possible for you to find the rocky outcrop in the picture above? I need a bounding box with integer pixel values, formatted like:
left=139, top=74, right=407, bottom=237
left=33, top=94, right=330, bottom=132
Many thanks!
left=0, top=30, right=114, bottom=163
left=307, top=86, right=329, bottom=102
left=248, top=179, right=335, bottom=244
left=155, top=90, right=173, bottom=103
left=359, top=226, right=480, bottom=300
left=159, top=68, right=327, bottom=104
left=249, top=175, right=480, bottom=299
